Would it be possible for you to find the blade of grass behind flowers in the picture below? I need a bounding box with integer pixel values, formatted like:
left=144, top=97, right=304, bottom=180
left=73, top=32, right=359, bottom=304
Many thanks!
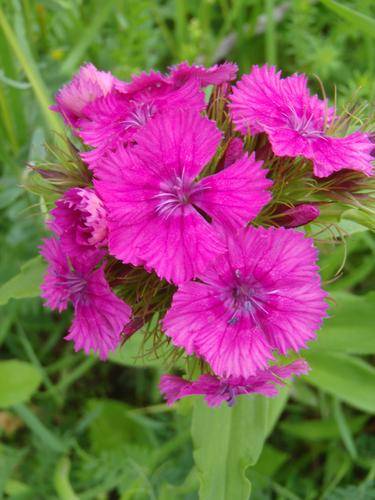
left=13, top=403, right=66, bottom=454
left=320, top=0, right=375, bottom=39
left=60, top=0, right=118, bottom=76
left=265, top=0, right=277, bottom=64
left=175, top=0, right=188, bottom=59
left=0, top=24, right=27, bottom=149
left=150, top=0, right=179, bottom=59
left=0, top=80, right=18, bottom=152
left=0, top=7, right=63, bottom=136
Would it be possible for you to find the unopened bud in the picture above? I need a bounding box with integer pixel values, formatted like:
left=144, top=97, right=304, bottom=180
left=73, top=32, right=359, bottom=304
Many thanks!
left=218, top=138, right=244, bottom=170
left=275, top=203, right=320, bottom=228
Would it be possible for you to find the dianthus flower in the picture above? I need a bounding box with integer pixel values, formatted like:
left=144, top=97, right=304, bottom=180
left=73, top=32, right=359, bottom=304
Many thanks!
left=49, top=188, right=107, bottom=256
left=51, top=63, right=116, bottom=127
left=95, top=109, right=272, bottom=284
left=163, top=226, right=327, bottom=378
left=160, top=359, right=309, bottom=407
left=40, top=238, right=131, bottom=359
left=230, top=65, right=374, bottom=178
left=169, top=61, right=238, bottom=88
left=78, top=76, right=205, bottom=167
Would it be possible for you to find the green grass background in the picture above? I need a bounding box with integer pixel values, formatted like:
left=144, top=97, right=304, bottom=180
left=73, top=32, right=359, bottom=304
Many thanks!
left=1, top=1, right=375, bottom=498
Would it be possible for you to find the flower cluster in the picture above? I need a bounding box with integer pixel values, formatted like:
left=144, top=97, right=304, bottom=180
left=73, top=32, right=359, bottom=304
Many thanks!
left=34, top=62, right=374, bottom=407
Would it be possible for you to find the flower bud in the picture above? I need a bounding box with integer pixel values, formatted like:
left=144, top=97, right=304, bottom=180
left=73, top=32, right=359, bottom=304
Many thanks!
left=275, top=203, right=320, bottom=228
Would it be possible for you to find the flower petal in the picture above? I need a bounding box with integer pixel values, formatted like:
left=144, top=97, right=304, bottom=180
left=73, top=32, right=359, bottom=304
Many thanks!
left=195, top=153, right=272, bottom=229
left=169, top=61, right=238, bottom=88
left=311, top=132, right=374, bottom=177
left=66, top=266, right=131, bottom=360
left=163, top=227, right=328, bottom=378
left=135, top=108, right=222, bottom=180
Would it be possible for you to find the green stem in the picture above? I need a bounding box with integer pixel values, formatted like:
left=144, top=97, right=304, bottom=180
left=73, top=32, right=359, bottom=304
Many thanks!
left=39, top=326, right=66, bottom=361
left=151, top=430, right=190, bottom=470
left=52, top=357, right=97, bottom=395
left=54, top=457, right=80, bottom=500
left=16, top=323, right=62, bottom=405
left=46, top=354, right=80, bottom=375
left=128, top=403, right=174, bottom=415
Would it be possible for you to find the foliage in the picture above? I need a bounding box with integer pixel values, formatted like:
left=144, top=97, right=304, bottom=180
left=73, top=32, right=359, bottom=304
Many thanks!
left=0, top=1, right=375, bottom=499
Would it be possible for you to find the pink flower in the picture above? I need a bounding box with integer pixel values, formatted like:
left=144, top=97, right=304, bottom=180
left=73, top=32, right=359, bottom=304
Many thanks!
left=115, top=70, right=170, bottom=96
left=169, top=61, right=238, bottom=88
left=95, top=109, right=272, bottom=284
left=51, top=63, right=116, bottom=127
left=163, top=226, right=328, bottom=378
left=49, top=188, right=107, bottom=256
left=230, top=65, right=374, bottom=178
left=40, top=238, right=131, bottom=359
left=78, top=78, right=205, bottom=168
left=160, top=359, right=309, bottom=407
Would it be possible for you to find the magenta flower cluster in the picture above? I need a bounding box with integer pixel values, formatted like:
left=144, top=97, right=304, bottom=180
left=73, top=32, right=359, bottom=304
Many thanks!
left=39, top=62, right=373, bottom=407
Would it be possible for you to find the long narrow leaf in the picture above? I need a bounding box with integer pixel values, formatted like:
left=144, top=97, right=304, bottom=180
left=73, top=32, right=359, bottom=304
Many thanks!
left=320, top=0, right=375, bottom=39
left=304, top=351, right=375, bottom=413
left=60, top=0, right=118, bottom=75
left=0, top=8, right=63, bottom=134
left=13, top=403, right=66, bottom=453
left=191, top=389, right=289, bottom=500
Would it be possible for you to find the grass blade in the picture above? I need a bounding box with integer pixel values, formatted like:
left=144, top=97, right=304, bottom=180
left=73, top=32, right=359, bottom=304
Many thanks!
left=0, top=7, right=63, bottom=134
left=333, top=398, right=358, bottom=460
left=320, top=0, right=375, bottom=39
left=13, top=403, right=66, bottom=453
left=60, top=0, right=118, bottom=75
left=265, top=0, right=277, bottom=64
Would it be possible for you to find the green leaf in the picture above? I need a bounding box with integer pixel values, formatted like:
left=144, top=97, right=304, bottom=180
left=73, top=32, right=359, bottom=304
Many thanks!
left=320, top=0, right=375, bottom=39
left=312, top=292, right=375, bottom=354
left=328, top=484, right=375, bottom=500
left=333, top=398, right=358, bottom=459
left=86, top=399, right=154, bottom=453
left=0, top=256, right=45, bottom=306
left=191, top=389, right=289, bottom=500
left=280, top=415, right=367, bottom=441
left=247, top=444, right=289, bottom=492
left=304, top=352, right=375, bottom=413
left=108, top=332, right=164, bottom=368
left=341, top=209, right=375, bottom=233
left=250, top=444, right=288, bottom=478
left=0, top=360, right=41, bottom=407
left=109, top=314, right=180, bottom=369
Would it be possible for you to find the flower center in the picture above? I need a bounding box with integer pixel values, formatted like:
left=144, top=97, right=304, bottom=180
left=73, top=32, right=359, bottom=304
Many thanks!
left=122, top=102, right=156, bottom=130
left=56, top=271, right=88, bottom=303
left=154, top=174, right=205, bottom=218
left=226, top=269, right=276, bottom=327
left=286, top=105, right=323, bottom=138
left=218, top=384, right=238, bottom=407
